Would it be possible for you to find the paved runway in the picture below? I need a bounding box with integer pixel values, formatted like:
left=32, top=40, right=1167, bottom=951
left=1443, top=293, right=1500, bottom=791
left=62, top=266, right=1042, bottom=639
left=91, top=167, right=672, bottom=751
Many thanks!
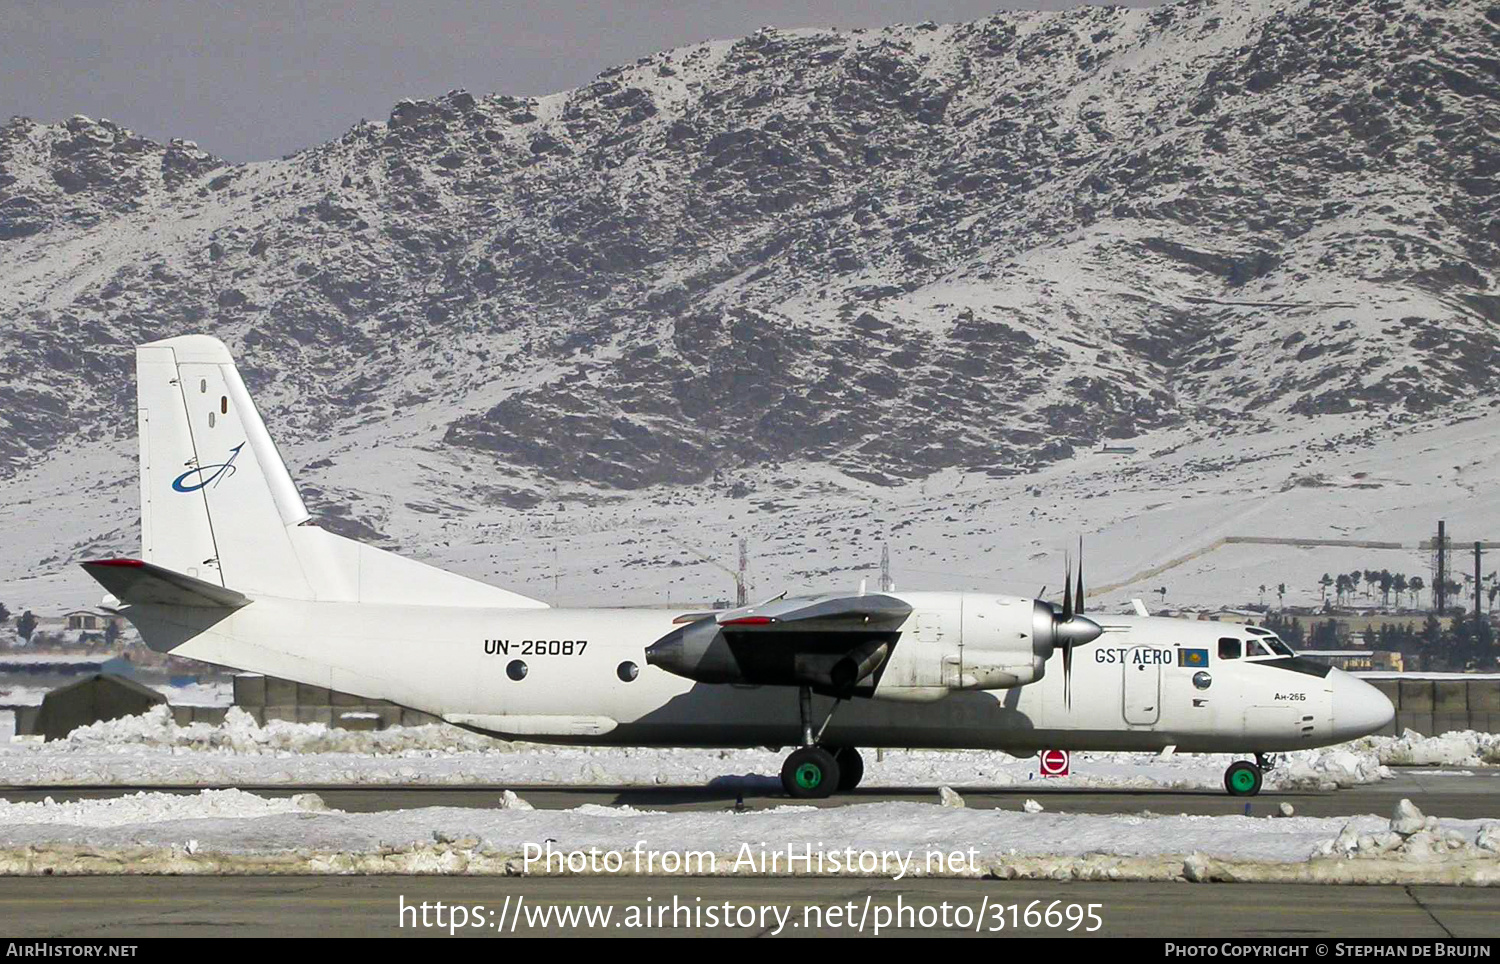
left=1, top=876, right=1494, bottom=937
left=3, top=769, right=1497, bottom=818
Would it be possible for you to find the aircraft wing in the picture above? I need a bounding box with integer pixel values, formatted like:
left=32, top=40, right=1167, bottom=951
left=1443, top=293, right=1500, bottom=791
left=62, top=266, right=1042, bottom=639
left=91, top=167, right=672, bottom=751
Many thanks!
left=714, top=593, right=912, bottom=627
left=81, top=558, right=251, bottom=609
left=648, top=593, right=912, bottom=697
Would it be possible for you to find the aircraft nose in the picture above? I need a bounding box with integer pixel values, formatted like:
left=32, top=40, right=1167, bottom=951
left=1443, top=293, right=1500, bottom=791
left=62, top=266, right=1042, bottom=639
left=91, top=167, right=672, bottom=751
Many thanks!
left=1329, top=668, right=1395, bottom=740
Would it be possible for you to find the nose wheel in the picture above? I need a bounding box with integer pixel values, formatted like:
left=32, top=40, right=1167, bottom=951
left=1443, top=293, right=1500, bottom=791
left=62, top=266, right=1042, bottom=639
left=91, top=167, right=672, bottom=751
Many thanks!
left=1224, top=760, right=1264, bottom=796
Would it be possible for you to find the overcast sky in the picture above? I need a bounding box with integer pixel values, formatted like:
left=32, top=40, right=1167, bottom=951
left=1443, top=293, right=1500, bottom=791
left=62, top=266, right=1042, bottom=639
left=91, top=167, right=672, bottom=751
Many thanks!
left=4, top=1, right=1162, bottom=162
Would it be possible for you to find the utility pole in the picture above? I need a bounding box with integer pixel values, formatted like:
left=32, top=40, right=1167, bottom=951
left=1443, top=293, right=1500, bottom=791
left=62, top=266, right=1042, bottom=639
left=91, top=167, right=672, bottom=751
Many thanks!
left=1435, top=520, right=1447, bottom=614
left=737, top=537, right=748, bottom=607
left=1476, top=542, right=1483, bottom=630
left=880, top=543, right=891, bottom=593
left=553, top=501, right=563, bottom=597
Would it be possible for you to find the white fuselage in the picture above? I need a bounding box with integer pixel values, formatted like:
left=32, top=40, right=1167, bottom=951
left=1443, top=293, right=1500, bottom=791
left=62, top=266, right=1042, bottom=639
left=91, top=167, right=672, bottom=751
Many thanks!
left=128, top=590, right=1390, bottom=754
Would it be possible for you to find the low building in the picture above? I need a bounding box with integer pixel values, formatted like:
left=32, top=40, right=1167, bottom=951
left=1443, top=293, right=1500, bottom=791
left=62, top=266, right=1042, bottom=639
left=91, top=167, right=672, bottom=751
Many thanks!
left=1298, top=649, right=1404, bottom=672
left=63, top=610, right=126, bottom=633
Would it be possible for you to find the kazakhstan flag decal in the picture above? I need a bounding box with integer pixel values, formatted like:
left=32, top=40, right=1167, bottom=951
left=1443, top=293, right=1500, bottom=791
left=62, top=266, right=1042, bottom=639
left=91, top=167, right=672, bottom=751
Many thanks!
left=1178, top=648, right=1209, bottom=668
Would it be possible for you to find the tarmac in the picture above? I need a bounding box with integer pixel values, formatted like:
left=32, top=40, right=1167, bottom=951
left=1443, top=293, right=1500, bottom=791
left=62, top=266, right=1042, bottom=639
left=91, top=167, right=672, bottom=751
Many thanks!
left=1, top=876, right=1495, bottom=937
left=2, top=768, right=1497, bottom=818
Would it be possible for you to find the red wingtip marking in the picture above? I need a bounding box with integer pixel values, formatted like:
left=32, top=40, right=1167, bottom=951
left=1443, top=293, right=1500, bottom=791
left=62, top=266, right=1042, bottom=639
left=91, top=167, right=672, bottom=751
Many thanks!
left=722, top=615, right=774, bottom=625
left=85, top=558, right=146, bottom=568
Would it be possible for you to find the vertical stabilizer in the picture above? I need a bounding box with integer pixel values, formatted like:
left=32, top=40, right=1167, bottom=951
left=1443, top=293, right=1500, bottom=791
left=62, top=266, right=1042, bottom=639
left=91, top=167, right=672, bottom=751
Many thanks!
left=137, top=336, right=314, bottom=598
left=134, top=335, right=548, bottom=608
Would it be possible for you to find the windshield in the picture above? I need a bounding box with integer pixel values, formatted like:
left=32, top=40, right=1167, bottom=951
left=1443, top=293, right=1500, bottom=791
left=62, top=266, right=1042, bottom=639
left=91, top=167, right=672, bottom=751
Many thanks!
left=1266, top=636, right=1296, bottom=657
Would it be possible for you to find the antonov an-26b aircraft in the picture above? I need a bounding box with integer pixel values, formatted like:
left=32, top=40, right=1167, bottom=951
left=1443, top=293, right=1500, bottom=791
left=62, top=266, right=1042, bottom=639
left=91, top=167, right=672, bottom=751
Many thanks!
left=82, top=336, right=1395, bottom=798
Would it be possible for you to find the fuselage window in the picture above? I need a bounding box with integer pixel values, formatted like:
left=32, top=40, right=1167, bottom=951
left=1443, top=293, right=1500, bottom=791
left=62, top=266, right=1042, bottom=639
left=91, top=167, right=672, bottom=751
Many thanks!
left=1218, top=637, right=1241, bottom=660
left=506, top=659, right=528, bottom=681
left=617, top=661, right=639, bottom=682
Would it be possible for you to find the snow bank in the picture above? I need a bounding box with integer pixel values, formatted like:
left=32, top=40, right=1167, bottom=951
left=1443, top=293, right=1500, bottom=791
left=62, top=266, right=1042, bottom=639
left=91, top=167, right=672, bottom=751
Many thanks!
left=0, top=791, right=1495, bottom=885
left=65, top=706, right=505, bottom=754
left=0, top=788, right=325, bottom=828
left=1361, top=729, right=1500, bottom=767
left=0, top=706, right=1425, bottom=790
left=1315, top=798, right=1500, bottom=866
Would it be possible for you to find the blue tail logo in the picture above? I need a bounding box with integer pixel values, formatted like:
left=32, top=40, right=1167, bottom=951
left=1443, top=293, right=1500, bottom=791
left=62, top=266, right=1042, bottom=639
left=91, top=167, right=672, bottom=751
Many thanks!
left=173, top=443, right=245, bottom=493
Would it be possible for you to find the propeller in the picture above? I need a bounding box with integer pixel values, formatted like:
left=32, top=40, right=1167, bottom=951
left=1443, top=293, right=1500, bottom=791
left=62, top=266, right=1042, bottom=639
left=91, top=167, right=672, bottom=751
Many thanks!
left=1035, top=538, right=1102, bottom=709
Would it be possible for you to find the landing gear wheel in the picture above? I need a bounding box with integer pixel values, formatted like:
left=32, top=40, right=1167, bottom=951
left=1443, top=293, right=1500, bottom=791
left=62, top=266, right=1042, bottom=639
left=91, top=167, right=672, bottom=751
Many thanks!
left=1224, top=760, right=1264, bottom=797
left=782, top=746, right=841, bottom=799
left=832, top=747, right=865, bottom=792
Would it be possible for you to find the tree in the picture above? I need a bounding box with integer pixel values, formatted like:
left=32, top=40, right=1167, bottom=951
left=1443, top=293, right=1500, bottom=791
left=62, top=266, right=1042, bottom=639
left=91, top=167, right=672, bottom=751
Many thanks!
left=1409, top=575, right=1424, bottom=609
left=0, top=602, right=9, bottom=625
left=1393, top=573, right=1408, bottom=610
left=1258, top=584, right=1267, bottom=606
left=1319, top=573, right=1333, bottom=603
left=1420, top=614, right=1443, bottom=671
left=15, top=610, right=37, bottom=644
left=1349, top=571, right=1362, bottom=602
left=1262, top=611, right=1304, bottom=645
left=1276, top=583, right=1286, bottom=609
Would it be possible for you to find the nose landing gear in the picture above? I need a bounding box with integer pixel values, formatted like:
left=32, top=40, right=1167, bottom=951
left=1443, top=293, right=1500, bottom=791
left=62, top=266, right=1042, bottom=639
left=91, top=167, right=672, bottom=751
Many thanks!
left=1224, top=759, right=1264, bottom=797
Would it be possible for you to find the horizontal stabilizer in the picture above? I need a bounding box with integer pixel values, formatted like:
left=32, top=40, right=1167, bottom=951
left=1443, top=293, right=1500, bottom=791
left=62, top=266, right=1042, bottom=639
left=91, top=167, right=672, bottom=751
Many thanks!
left=81, top=559, right=250, bottom=609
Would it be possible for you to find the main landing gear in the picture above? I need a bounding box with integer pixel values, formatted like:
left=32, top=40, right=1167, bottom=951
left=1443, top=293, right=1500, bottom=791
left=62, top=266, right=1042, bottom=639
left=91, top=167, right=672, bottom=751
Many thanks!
left=1223, top=754, right=1274, bottom=797
left=779, top=687, right=865, bottom=799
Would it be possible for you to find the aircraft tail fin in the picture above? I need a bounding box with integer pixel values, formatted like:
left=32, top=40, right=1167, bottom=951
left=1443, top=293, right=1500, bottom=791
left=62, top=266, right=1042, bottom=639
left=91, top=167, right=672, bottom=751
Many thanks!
left=133, top=335, right=548, bottom=608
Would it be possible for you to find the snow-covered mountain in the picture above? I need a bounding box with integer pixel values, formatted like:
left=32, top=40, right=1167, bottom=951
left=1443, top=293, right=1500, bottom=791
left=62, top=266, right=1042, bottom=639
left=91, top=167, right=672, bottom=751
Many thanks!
left=1, top=0, right=1497, bottom=615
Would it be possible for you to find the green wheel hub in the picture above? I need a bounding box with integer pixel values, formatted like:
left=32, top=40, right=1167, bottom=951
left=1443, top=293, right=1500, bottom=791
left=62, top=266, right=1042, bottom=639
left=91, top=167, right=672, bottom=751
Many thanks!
left=1231, top=769, right=1257, bottom=792
left=795, top=762, right=823, bottom=789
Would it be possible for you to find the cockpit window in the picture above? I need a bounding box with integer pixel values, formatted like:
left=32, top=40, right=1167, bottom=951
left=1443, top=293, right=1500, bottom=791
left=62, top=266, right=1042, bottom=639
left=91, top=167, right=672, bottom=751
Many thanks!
left=1245, top=626, right=1271, bottom=636
left=1266, top=637, right=1295, bottom=657
left=1245, top=639, right=1272, bottom=658
left=1218, top=637, right=1241, bottom=660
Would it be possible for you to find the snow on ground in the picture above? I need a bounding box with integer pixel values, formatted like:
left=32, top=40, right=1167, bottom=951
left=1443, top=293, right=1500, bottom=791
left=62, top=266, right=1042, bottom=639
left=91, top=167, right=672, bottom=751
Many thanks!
left=0, top=790, right=1495, bottom=884
left=0, top=705, right=1395, bottom=790
left=0, top=788, right=324, bottom=828
left=1360, top=729, right=1500, bottom=767
left=5, top=409, right=1500, bottom=621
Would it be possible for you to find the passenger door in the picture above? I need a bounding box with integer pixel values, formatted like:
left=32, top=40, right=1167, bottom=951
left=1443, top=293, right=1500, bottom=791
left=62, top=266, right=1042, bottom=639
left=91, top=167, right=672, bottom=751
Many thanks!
left=1122, top=646, right=1161, bottom=725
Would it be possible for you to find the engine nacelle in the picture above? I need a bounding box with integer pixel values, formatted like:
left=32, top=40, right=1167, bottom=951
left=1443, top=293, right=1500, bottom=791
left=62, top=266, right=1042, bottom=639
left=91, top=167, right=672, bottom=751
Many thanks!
left=872, top=594, right=1049, bottom=702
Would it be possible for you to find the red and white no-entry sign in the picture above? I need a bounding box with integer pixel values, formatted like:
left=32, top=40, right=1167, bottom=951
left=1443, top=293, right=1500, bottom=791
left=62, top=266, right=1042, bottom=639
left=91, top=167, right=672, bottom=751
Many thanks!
left=1039, top=749, right=1071, bottom=778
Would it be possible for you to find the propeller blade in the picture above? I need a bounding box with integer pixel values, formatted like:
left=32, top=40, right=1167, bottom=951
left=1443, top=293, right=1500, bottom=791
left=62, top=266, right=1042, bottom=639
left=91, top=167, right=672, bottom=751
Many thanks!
left=1062, top=641, right=1073, bottom=709
left=1061, top=553, right=1073, bottom=623
left=1075, top=537, right=1085, bottom=616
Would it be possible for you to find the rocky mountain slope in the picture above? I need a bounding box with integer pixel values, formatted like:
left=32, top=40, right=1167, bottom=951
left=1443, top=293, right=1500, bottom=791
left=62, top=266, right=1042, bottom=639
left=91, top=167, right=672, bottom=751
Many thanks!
left=0, top=0, right=1497, bottom=610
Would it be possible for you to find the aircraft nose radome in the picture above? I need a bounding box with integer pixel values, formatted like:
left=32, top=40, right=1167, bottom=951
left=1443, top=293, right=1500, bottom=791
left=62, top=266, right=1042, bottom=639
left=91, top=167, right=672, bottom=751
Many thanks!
left=1330, top=669, right=1395, bottom=740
